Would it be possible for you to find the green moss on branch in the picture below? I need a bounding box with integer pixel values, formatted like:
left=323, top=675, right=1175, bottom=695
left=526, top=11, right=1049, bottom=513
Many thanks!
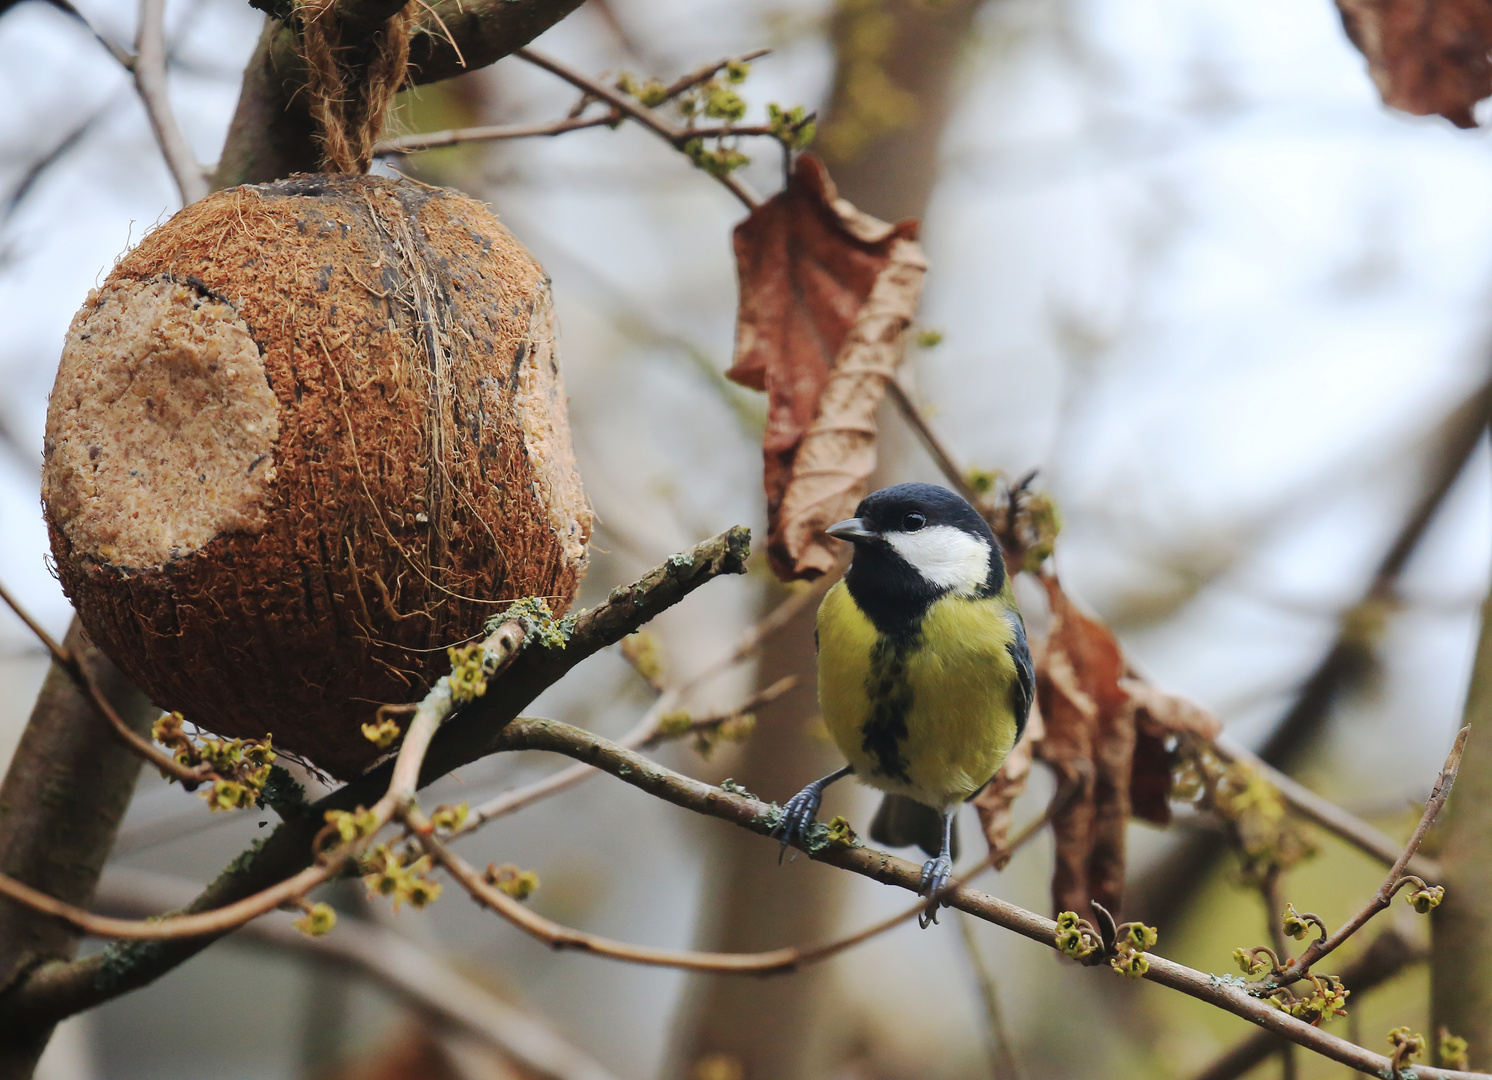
left=3, top=528, right=750, bottom=1024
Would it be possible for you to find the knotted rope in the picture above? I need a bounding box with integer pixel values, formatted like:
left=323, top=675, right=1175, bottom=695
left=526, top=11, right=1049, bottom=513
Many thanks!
left=296, top=0, right=415, bottom=173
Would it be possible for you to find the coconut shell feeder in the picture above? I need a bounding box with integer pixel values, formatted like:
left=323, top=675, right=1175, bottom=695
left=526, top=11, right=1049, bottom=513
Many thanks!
left=43, top=173, right=591, bottom=779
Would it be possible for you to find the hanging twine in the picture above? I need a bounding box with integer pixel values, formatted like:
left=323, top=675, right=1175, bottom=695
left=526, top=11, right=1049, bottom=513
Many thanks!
left=296, top=0, right=416, bottom=173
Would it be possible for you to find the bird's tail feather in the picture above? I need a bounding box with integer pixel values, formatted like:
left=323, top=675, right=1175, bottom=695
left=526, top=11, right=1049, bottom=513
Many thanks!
left=869, top=794, right=959, bottom=860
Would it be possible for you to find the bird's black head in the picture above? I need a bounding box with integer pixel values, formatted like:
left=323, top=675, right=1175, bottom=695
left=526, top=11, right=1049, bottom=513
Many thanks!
left=828, top=483, right=1004, bottom=636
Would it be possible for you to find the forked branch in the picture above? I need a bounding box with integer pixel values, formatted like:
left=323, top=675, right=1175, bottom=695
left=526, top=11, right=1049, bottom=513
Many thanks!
left=512, top=48, right=760, bottom=209
left=0, top=527, right=751, bottom=1024
left=0, top=621, right=526, bottom=943
left=1267, top=727, right=1468, bottom=990
left=473, top=716, right=1487, bottom=1080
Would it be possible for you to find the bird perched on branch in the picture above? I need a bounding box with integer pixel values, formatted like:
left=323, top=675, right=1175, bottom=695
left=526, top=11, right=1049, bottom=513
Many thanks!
left=774, top=482, right=1033, bottom=926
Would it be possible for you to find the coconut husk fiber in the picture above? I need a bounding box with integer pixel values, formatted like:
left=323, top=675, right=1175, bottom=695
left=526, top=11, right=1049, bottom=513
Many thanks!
left=43, top=174, right=591, bottom=779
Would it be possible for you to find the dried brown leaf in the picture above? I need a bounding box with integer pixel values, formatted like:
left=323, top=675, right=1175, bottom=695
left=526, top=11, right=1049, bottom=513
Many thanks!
left=1119, top=676, right=1223, bottom=741
left=1035, top=576, right=1134, bottom=917
left=1337, top=0, right=1492, bottom=127
left=1119, top=676, right=1222, bottom=826
left=1129, top=727, right=1174, bottom=827
left=727, top=154, right=924, bottom=580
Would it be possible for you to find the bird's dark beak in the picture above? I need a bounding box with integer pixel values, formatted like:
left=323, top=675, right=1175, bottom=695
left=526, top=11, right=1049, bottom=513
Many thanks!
left=825, top=518, right=876, bottom=544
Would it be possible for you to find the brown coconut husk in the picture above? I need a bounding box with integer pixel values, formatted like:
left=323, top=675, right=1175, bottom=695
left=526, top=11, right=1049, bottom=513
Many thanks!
left=43, top=174, right=591, bottom=779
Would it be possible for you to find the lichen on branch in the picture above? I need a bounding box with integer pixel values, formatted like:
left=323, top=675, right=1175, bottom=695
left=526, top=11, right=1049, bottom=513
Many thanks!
left=0, top=527, right=751, bottom=1025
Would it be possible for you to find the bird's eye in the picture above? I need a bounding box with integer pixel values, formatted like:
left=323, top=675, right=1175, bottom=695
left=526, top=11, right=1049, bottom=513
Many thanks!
left=902, top=512, right=926, bottom=532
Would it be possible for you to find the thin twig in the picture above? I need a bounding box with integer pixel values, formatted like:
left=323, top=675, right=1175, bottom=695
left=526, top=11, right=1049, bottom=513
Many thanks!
left=1268, top=727, right=1469, bottom=989
left=422, top=809, right=1031, bottom=975
left=97, top=868, right=620, bottom=1080
left=455, top=582, right=826, bottom=836
left=659, top=47, right=770, bottom=99
left=43, top=0, right=135, bottom=67
left=1212, top=735, right=1441, bottom=880
left=640, top=676, right=796, bottom=746
left=1258, top=870, right=1298, bottom=1080
left=377, top=114, right=619, bottom=155
left=132, top=0, right=207, bottom=205
left=476, top=716, right=1489, bottom=1080
left=1187, top=929, right=1426, bottom=1080
left=377, top=47, right=777, bottom=159
left=513, top=48, right=759, bottom=210
left=0, top=576, right=207, bottom=784
left=0, top=860, right=335, bottom=941
left=0, top=580, right=67, bottom=663
left=377, top=116, right=806, bottom=156
left=885, top=380, right=999, bottom=519
left=958, top=911, right=1024, bottom=1080
left=0, top=623, right=525, bottom=943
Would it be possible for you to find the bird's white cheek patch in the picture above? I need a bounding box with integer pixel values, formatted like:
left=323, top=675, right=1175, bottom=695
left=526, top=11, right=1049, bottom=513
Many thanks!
left=885, top=526, right=991, bottom=593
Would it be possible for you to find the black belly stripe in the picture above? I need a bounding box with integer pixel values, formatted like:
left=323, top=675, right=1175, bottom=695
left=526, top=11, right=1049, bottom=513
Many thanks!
left=862, top=633, right=916, bottom=783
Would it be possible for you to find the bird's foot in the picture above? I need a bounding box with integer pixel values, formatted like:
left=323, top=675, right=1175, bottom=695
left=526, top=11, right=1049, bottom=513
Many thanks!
left=917, top=854, right=955, bottom=928
left=772, top=784, right=824, bottom=862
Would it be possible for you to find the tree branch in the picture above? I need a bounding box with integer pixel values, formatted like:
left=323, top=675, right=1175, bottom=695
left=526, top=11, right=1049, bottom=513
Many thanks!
left=957, top=910, right=1024, bottom=1080
left=1188, top=929, right=1425, bottom=1080
left=424, top=805, right=1048, bottom=976
left=1134, top=377, right=1491, bottom=926
left=0, top=620, right=526, bottom=945
left=41, top=0, right=134, bottom=68
left=0, top=579, right=208, bottom=785
left=466, top=716, right=1489, bottom=1080
left=0, top=528, right=750, bottom=1024
left=374, top=46, right=783, bottom=159
left=95, top=868, right=620, bottom=1080
left=378, top=114, right=618, bottom=155
left=456, top=579, right=825, bottom=836
left=214, top=0, right=590, bottom=187
left=512, top=48, right=759, bottom=210
left=1266, top=727, right=1466, bottom=989
left=456, top=677, right=791, bottom=831
left=885, top=379, right=998, bottom=518
left=132, top=0, right=207, bottom=204
left=1212, top=734, right=1440, bottom=880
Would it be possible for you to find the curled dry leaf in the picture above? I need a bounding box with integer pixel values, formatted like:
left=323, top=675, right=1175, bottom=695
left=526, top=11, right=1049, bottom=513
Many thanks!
left=973, top=579, right=1230, bottom=906
left=1336, top=0, right=1492, bottom=127
left=727, top=154, right=925, bottom=580
left=1035, top=575, right=1134, bottom=918
left=1120, top=676, right=1222, bottom=827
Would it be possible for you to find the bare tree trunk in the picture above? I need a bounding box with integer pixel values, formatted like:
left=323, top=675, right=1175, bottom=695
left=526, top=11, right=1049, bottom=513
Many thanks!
left=0, top=623, right=154, bottom=1080
left=668, top=5, right=986, bottom=1078
left=1431, top=581, right=1492, bottom=1066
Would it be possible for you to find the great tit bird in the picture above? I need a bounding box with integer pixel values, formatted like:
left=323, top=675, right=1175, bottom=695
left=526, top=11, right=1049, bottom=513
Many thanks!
left=773, top=482, right=1033, bottom=926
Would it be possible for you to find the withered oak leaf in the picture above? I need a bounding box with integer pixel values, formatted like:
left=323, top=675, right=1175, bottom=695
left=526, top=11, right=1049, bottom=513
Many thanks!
left=728, top=154, right=924, bottom=580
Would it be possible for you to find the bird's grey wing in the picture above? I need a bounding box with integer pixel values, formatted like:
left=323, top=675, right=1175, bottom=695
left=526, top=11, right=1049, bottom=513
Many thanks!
left=1006, top=611, right=1034, bottom=743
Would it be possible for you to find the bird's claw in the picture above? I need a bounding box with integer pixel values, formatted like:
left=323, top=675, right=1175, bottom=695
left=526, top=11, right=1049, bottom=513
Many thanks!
left=917, top=854, right=955, bottom=928
left=772, top=785, right=823, bottom=862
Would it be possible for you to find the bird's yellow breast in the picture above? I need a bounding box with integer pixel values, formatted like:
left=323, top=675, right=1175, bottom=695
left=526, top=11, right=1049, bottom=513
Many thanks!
left=816, top=580, right=1022, bottom=808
